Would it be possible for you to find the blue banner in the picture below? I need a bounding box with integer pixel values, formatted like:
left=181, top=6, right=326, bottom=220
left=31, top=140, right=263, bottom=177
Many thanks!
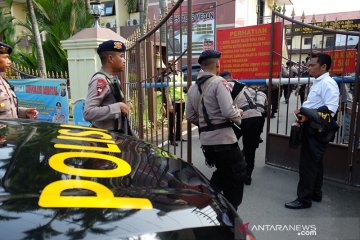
left=8, top=79, right=69, bottom=123
left=73, top=99, right=91, bottom=126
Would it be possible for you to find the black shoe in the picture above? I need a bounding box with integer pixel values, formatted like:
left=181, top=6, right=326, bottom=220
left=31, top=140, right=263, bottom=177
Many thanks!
left=244, top=176, right=252, bottom=185
left=270, top=114, right=276, bottom=119
left=285, top=199, right=311, bottom=209
left=259, top=137, right=263, bottom=143
left=311, top=195, right=322, bottom=202
left=170, top=141, right=178, bottom=146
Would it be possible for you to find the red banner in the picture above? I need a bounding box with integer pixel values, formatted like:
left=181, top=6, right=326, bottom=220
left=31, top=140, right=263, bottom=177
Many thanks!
left=217, top=22, right=282, bottom=79
left=323, top=49, right=356, bottom=74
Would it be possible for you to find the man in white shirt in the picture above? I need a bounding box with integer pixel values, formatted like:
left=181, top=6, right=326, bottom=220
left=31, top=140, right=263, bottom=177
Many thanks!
left=285, top=53, right=339, bottom=209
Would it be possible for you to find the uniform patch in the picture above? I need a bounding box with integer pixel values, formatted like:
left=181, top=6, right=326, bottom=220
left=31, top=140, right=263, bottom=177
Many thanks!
left=96, top=79, right=108, bottom=96
left=221, top=79, right=232, bottom=92
left=114, top=41, right=123, bottom=50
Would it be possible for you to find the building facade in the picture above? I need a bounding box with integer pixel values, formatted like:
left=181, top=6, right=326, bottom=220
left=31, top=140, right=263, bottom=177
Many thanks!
left=285, top=11, right=360, bottom=62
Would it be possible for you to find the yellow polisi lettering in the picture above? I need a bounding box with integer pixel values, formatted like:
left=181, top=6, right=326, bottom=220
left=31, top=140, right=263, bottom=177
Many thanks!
left=60, top=124, right=108, bottom=132
left=58, top=129, right=113, bottom=139
left=57, top=135, right=115, bottom=143
left=49, top=152, right=130, bottom=177
left=54, top=143, right=121, bottom=153
left=39, top=180, right=153, bottom=209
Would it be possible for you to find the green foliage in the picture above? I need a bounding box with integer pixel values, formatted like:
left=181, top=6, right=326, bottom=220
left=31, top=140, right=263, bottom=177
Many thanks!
left=15, top=48, right=38, bottom=70
left=16, top=0, right=94, bottom=73
left=0, top=8, right=15, bottom=43
left=124, top=0, right=138, bottom=14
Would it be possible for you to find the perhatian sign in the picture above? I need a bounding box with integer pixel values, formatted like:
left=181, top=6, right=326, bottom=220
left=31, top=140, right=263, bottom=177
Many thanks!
left=217, top=22, right=282, bottom=79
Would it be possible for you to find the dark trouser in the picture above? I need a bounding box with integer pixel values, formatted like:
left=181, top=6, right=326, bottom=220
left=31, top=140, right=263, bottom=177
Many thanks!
left=282, top=84, right=293, bottom=102
left=297, top=123, right=327, bottom=205
left=202, top=143, right=247, bottom=210
left=241, top=117, right=263, bottom=177
left=271, top=88, right=279, bottom=115
left=169, top=101, right=185, bottom=141
left=299, top=84, right=306, bottom=105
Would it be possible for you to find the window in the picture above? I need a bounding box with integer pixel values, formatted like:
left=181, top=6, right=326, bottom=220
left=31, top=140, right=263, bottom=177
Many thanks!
left=304, top=38, right=312, bottom=45
left=326, top=36, right=335, bottom=48
left=100, top=1, right=115, bottom=16
left=286, top=38, right=292, bottom=46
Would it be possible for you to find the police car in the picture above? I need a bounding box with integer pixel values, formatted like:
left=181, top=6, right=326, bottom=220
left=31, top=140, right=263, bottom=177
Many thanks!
left=0, top=119, right=254, bottom=240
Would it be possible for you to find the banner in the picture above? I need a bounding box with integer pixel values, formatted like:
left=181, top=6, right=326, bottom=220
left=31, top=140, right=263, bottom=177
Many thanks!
left=217, top=22, right=282, bottom=79
left=168, top=2, right=216, bottom=54
left=73, top=99, right=91, bottom=126
left=286, top=19, right=360, bottom=36
left=323, top=49, right=356, bottom=74
left=9, top=79, right=69, bottom=123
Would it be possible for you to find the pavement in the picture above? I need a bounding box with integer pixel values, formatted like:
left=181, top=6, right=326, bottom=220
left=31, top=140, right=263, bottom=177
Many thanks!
left=165, top=93, right=360, bottom=240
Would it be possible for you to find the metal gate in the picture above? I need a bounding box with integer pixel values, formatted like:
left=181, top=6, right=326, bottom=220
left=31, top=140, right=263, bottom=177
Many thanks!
left=266, top=10, right=360, bottom=186
left=124, top=0, right=194, bottom=162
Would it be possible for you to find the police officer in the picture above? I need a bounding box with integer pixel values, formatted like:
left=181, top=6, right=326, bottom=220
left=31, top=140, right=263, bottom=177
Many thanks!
left=0, top=42, right=38, bottom=119
left=186, top=50, right=247, bottom=210
left=52, top=101, right=65, bottom=123
left=166, top=60, right=186, bottom=146
left=234, top=84, right=267, bottom=185
left=285, top=53, right=339, bottom=209
left=84, top=40, right=130, bottom=133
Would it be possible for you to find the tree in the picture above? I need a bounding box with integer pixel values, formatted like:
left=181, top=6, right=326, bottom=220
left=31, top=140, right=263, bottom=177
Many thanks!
left=125, top=0, right=138, bottom=13
left=84, top=0, right=91, bottom=12
left=0, top=9, right=15, bottom=42
left=26, top=0, right=46, bottom=77
left=17, top=0, right=93, bottom=73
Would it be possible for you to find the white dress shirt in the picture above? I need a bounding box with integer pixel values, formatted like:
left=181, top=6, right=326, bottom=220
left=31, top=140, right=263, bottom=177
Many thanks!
left=302, top=72, right=339, bottom=114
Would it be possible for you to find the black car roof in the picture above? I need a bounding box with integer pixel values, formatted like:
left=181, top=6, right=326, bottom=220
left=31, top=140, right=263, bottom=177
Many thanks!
left=181, top=63, right=201, bottom=71
left=0, top=119, right=241, bottom=239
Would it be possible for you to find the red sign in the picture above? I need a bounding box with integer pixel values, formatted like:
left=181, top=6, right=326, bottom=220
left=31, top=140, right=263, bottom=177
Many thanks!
left=323, top=49, right=356, bottom=74
left=217, top=22, right=282, bottom=79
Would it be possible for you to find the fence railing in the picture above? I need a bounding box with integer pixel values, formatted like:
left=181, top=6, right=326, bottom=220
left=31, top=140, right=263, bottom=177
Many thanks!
left=266, top=9, right=360, bottom=186
left=123, top=0, right=194, bottom=161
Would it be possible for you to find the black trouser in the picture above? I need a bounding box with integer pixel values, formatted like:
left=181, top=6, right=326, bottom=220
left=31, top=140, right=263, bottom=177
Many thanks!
left=202, top=143, right=247, bottom=210
left=169, top=101, right=185, bottom=141
left=271, top=88, right=279, bottom=115
left=241, top=117, right=263, bottom=178
left=282, top=84, right=293, bottom=102
left=297, top=123, right=327, bottom=204
left=299, top=84, right=306, bottom=105
left=299, top=72, right=309, bottom=105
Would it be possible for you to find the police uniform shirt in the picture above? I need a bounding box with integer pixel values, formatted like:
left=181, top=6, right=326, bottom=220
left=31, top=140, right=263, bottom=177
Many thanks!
left=52, top=113, right=65, bottom=123
left=0, top=76, right=27, bottom=119
left=234, top=86, right=267, bottom=119
left=302, top=72, right=339, bottom=115
left=186, top=72, right=241, bottom=145
left=84, top=69, right=123, bottom=130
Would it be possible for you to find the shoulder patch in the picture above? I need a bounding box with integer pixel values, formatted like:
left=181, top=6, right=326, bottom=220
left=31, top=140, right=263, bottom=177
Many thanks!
left=96, top=79, right=108, bottom=96
left=221, top=79, right=232, bottom=92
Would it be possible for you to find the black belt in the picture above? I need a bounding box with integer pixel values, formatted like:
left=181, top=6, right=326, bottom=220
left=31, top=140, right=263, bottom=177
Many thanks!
left=241, top=103, right=265, bottom=111
left=199, top=122, right=233, bottom=133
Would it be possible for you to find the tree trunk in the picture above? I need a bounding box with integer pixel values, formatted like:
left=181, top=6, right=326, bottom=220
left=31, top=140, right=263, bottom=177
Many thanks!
left=159, top=0, right=166, bottom=43
left=27, top=0, right=47, bottom=78
left=84, top=0, right=91, bottom=12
